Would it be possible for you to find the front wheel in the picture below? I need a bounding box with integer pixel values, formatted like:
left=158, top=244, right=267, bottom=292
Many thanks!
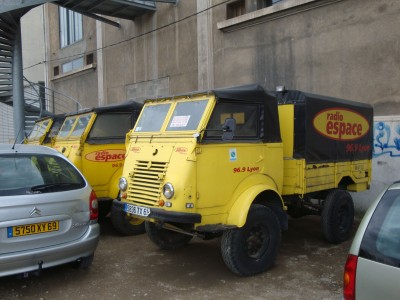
left=321, top=189, right=354, bottom=244
left=221, top=204, right=281, bottom=276
left=145, top=221, right=193, bottom=250
left=110, top=202, right=145, bottom=236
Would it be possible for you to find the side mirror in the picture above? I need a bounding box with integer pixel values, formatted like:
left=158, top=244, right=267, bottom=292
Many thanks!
left=222, top=118, right=236, bottom=141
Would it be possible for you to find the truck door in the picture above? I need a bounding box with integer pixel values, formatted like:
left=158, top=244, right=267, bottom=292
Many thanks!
left=197, top=102, right=263, bottom=210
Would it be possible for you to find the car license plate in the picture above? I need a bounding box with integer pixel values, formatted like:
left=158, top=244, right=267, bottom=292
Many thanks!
left=7, top=221, right=59, bottom=238
left=124, top=203, right=151, bottom=217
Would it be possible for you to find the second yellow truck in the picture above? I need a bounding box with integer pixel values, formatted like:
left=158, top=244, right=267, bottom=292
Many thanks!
left=53, top=101, right=144, bottom=235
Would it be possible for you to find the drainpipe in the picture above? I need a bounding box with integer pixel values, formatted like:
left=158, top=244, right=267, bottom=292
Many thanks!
left=12, top=19, right=25, bottom=143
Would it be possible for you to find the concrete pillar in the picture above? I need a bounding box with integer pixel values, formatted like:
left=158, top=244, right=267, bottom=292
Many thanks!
left=96, top=20, right=106, bottom=106
left=197, top=0, right=214, bottom=91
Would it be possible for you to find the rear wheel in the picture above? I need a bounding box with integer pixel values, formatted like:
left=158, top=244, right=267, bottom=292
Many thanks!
left=221, top=204, right=281, bottom=276
left=321, top=189, right=354, bottom=244
left=145, top=221, right=193, bottom=250
left=110, top=202, right=145, bottom=236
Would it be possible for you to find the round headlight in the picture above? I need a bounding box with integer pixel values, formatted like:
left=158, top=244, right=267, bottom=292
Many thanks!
left=163, top=183, right=174, bottom=199
left=119, top=177, right=128, bottom=191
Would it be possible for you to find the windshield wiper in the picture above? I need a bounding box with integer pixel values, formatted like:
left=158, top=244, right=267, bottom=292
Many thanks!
left=30, top=183, right=81, bottom=193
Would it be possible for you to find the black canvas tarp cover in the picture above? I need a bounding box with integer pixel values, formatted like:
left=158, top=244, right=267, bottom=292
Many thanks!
left=276, top=90, right=373, bottom=163
left=213, top=84, right=281, bottom=143
left=65, top=100, right=143, bottom=116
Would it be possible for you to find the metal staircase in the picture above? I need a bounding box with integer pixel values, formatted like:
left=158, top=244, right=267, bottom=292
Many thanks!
left=0, top=10, right=20, bottom=107
left=0, top=2, right=54, bottom=142
left=0, top=0, right=177, bottom=142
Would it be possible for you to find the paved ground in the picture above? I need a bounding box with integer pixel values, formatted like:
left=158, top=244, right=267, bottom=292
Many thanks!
left=0, top=215, right=357, bottom=300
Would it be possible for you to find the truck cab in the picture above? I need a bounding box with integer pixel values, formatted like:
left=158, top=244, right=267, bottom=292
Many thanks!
left=116, top=84, right=373, bottom=276
left=53, top=101, right=144, bottom=235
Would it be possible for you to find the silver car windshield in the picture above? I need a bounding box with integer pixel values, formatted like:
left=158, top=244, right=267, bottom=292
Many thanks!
left=0, top=154, right=85, bottom=196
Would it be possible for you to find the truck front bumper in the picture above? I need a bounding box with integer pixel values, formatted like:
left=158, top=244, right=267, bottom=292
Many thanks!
left=112, top=199, right=202, bottom=224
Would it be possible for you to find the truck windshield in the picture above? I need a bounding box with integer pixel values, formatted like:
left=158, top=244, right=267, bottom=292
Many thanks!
left=166, top=100, right=208, bottom=131
left=57, top=113, right=93, bottom=138
left=135, top=103, right=171, bottom=132
left=58, top=117, right=77, bottom=138
left=70, top=114, right=92, bottom=137
left=28, top=120, right=50, bottom=140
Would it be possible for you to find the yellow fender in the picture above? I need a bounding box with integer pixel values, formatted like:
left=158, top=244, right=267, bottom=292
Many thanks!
left=227, top=180, right=284, bottom=228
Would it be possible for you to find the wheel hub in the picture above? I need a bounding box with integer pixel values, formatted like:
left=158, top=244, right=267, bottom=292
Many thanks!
left=246, top=225, right=269, bottom=258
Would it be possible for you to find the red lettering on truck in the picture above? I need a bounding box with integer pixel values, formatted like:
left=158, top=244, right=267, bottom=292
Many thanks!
left=313, top=108, right=369, bottom=141
left=85, top=149, right=126, bottom=162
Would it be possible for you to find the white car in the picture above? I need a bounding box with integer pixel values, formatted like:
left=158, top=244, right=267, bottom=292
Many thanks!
left=0, top=144, right=100, bottom=277
left=343, top=181, right=400, bottom=299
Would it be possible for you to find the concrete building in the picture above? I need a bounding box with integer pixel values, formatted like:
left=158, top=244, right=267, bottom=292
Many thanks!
left=43, top=0, right=400, bottom=211
left=44, top=0, right=400, bottom=113
left=22, top=6, right=47, bottom=86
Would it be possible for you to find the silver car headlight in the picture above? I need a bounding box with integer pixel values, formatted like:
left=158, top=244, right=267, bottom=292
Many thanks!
left=163, top=183, right=174, bottom=199
left=119, top=177, right=128, bottom=191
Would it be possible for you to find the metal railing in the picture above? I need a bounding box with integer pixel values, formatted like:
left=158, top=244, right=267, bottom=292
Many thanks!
left=0, top=78, right=82, bottom=143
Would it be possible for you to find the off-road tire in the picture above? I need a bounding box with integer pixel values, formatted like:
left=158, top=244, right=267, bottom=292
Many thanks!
left=145, top=221, right=193, bottom=250
left=321, top=189, right=354, bottom=244
left=221, top=204, right=281, bottom=276
left=110, top=202, right=145, bottom=236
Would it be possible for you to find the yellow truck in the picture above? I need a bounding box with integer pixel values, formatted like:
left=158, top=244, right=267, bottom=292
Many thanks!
left=53, top=101, right=144, bottom=235
left=115, top=84, right=373, bottom=276
left=25, top=114, right=65, bottom=146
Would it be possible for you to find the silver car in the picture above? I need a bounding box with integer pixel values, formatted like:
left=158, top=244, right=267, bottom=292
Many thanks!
left=0, top=144, right=100, bottom=277
left=343, top=181, right=400, bottom=300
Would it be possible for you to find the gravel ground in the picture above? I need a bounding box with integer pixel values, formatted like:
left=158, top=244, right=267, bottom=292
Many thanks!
left=0, top=215, right=357, bottom=300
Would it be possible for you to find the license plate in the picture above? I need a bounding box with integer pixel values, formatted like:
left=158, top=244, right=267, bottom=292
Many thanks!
left=7, top=221, right=59, bottom=238
left=124, top=203, right=151, bottom=217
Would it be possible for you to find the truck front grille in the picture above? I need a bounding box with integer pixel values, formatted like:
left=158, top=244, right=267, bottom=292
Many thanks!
left=127, top=160, right=168, bottom=207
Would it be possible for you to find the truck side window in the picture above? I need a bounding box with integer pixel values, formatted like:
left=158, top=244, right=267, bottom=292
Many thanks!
left=204, top=102, right=259, bottom=140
